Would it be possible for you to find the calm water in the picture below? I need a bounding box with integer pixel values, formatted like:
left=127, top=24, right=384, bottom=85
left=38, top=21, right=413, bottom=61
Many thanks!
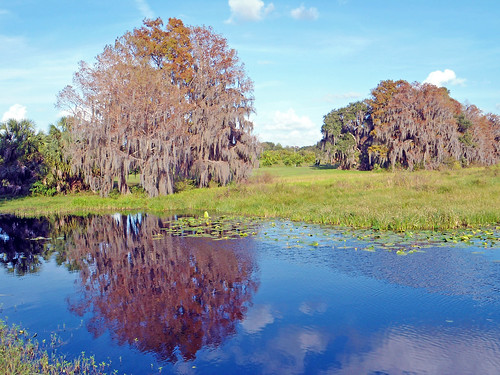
left=1, top=214, right=500, bottom=374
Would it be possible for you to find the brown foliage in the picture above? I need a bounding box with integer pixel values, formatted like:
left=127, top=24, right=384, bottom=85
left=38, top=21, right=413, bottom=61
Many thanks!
left=371, top=82, right=462, bottom=169
left=321, top=79, right=499, bottom=170
left=459, top=105, right=499, bottom=166
left=366, top=80, right=499, bottom=169
left=57, top=18, right=258, bottom=196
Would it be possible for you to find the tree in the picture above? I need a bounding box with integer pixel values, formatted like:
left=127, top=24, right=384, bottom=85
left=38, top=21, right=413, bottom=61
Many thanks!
left=182, top=25, right=258, bottom=188
left=486, top=113, right=500, bottom=159
left=368, top=82, right=462, bottom=170
left=458, top=105, right=499, bottom=166
left=0, top=119, right=44, bottom=195
left=36, top=117, right=86, bottom=195
left=319, top=79, right=499, bottom=170
left=260, top=141, right=283, bottom=152
left=57, top=18, right=258, bottom=197
left=320, top=101, right=370, bottom=169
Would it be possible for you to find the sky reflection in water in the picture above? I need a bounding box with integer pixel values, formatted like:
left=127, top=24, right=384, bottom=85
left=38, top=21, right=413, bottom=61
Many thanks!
left=0, top=214, right=499, bottom=374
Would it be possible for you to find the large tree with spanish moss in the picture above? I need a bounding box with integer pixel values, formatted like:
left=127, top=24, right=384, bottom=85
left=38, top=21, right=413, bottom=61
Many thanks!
left=320, top=79, right=500, bottom=170
left=57, top=18, right=258, bottom=197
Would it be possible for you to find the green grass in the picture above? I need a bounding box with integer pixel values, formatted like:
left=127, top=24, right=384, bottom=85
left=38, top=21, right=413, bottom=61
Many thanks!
left=0, top=319, right=111, bottom=374
left=1, top=165, right=499, bottom=231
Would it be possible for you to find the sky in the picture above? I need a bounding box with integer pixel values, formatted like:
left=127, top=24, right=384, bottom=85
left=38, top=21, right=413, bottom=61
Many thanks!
left=1, top=0, right=499, bottom=146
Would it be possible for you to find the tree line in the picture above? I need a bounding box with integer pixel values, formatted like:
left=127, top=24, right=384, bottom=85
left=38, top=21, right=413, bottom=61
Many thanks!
left=319, top=80, right=500, bottom=170
left=259, top=142, right=317, bottom=167
left=2, top=21, right=499, bottom=197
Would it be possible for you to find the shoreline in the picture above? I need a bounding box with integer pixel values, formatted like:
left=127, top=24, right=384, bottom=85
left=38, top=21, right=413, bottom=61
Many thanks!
left=0, top=166, right=498, bottom=231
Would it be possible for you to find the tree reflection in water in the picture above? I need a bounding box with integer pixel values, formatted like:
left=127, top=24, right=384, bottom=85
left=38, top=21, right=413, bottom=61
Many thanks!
left=0, top=215, right=51, bottom=275
left=65, top=214, right=259, bottom=362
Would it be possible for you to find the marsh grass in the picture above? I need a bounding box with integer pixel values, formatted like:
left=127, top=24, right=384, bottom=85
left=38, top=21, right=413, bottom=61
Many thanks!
left=0, top=319, right=111, bottom=374
left=0, top=165, right=498, bottom=230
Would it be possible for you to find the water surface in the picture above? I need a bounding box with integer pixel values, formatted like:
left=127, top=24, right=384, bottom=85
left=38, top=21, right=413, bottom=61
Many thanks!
left=1, top=214, right=499, bottom=374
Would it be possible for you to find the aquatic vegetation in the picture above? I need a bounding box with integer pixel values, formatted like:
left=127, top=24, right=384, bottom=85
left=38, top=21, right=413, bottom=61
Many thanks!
left=159, top=214, right=262, bottom=239
left=0, top=319, right=111, bottom=374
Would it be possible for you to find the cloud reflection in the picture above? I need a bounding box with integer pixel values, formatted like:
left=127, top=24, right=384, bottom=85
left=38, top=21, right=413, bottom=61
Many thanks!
left=324, top=325, right=500, bottom=375
left=299, top=300, right=327, bottom=315
left=241, top=304, right=275, bottom=333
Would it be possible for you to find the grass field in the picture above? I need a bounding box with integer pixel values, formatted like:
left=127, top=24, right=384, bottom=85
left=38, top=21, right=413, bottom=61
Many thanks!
left=0, top=165, right=499, bottom=230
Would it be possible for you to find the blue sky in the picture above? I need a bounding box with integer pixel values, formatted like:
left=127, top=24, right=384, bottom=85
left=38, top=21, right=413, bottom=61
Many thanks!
left=1, top=0, right=499, bottom=146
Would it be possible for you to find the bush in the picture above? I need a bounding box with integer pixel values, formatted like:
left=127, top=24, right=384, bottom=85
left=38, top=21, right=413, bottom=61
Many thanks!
left=30, top=181, right=57, bottom=197
left=130, top=185, right=147, bottom=196
left=174, top=179, right=196, bottom=193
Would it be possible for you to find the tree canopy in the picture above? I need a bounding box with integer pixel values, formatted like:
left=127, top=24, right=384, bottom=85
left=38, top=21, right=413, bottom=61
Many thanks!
left=320, top=80, right=500, bottom=170
left=0, top=119, right=43, bottom=195
left=57, top=18, right=259, bottom=197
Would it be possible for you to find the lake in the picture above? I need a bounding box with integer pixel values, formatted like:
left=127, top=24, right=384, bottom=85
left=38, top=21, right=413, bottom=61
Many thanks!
left=1, top=213, right=500, bottom=374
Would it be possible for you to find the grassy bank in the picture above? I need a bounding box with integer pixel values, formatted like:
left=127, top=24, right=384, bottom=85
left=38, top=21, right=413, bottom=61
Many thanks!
left=0, top=319, right=110, bottom=374
left=0, top=166, right=499, bottom=230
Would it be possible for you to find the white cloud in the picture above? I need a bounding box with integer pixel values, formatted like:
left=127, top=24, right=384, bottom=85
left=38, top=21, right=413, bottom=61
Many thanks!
left=134, top=0, right=154, bottom=19
left=423, top=69, right=466, bottom=87
left=270, top=108, right=315, bottom=131
left=226, top=0, right=274, bottom=23
left=291, top=4, right=319, bottom=20
left=323, top=92, right=362, bottom=103
left=256, top=108, right=320, bottom=146
left=2, top=104, right=27, bottom=122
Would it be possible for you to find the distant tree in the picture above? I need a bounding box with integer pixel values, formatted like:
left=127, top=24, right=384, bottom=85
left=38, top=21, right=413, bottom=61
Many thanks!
left=259, top=147, right=316, bottom=167
left=458, top=105, right=499, bottom=166
left=57, top=18, right=258, bottom=197
left=260, top=142, right=277, bottom=152
left=319, top=79, right=499, bottom=170
left=260, top=150, right=280, bottom=166
left=368, top=82, right=462, bottom=170
left=260, top=141, right=284, bottom=152
left=0, top=119, right=43, bottom=195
